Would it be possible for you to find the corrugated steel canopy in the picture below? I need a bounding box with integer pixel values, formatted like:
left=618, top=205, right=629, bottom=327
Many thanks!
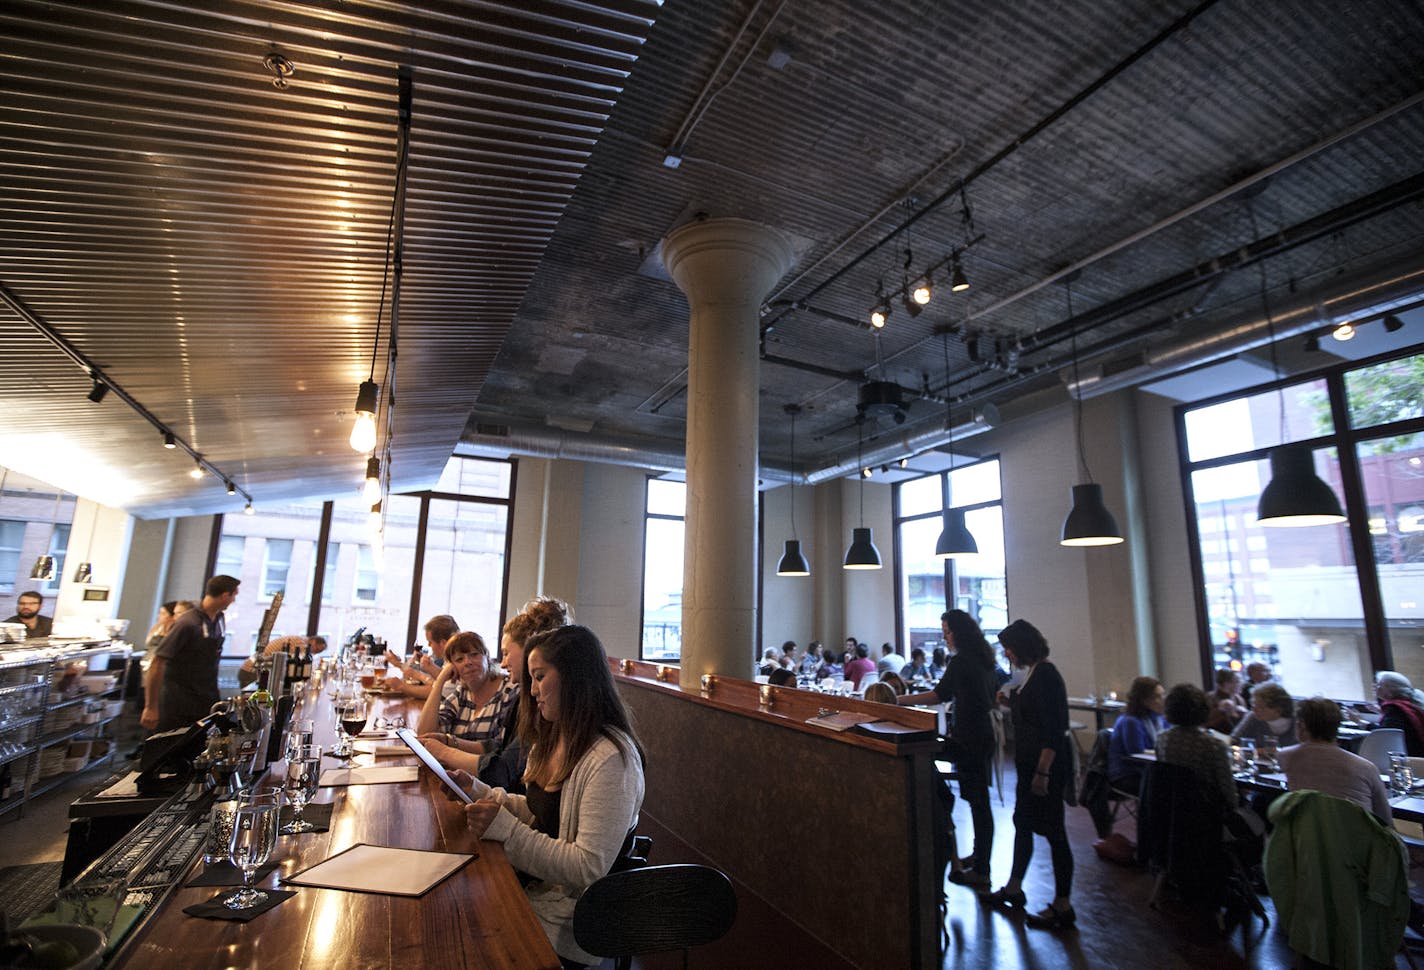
left=0, top=0, right=661, bottom=516
left=3, top=0, right=1424, bottom=514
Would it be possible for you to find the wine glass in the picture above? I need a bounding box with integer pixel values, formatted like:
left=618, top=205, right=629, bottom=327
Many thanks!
left=280, top=744, right=322, bottom=834
left=335, top=697, right=368, bottom=758
left=227, top=798, right=281, bottom=909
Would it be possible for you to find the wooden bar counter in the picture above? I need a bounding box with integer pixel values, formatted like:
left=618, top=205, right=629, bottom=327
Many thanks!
left=109, top=682, right=560, bottom=970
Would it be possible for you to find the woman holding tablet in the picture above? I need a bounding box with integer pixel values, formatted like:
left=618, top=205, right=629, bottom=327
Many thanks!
left=453, top=624, right=645, bottom=968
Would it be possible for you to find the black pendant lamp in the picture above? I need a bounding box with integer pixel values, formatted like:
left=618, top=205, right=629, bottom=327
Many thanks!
left=843, top=419, right=882, bottom=570
left=1257, top=445, right=1345, bottom=527
left=1246, top=202, right=1347, bottom=528
left=1059, top=276, right=1124, bottom=547
left=776, top=405, right=811, bottom=576
left=935, top=332, right=978, bottom=558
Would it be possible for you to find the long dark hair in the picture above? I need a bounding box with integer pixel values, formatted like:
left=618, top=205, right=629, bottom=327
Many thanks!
left=943, top=609, right=993, bottom=670
left=523, top=625, right=644, bottom=784
left=1125, top=676, right=1162, bottom=718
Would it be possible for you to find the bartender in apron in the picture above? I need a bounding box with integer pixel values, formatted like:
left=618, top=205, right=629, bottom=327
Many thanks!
left=143, top=576, right=239, bottom=732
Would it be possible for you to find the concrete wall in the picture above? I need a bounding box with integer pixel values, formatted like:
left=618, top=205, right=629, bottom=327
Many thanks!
left=575, top=462, right=647, bottom=658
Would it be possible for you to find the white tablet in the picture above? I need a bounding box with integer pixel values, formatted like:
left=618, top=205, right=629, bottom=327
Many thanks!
left=395, top=727, right=473, bottom=803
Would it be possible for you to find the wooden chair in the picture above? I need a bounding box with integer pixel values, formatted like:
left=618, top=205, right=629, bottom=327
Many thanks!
left=572, top=863, right=736, bottom=970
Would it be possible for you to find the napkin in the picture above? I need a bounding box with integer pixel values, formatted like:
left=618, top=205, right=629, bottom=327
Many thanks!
left=184, top=889, right=296, bottom=922
left=279, top=801, right=334, bottom=834
left=186, top=860, right=279, bottom=888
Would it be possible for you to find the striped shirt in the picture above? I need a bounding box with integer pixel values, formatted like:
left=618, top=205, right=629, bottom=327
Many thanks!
left=439, top=678, right=517, bottom=746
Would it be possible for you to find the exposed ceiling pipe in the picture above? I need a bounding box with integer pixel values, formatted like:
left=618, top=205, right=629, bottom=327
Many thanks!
left=459, top=419, right=794, bottom=483
left=1067, top=251, right=1424, bottom=399
left=802, top=409, right=1001, bottom=486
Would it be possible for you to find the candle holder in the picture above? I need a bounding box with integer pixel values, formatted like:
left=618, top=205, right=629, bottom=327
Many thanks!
left=621, top=658, right=635, bottom=675
left=700, top=674, right=715, bottom=693
left=758, top=684, right=773, bottom=707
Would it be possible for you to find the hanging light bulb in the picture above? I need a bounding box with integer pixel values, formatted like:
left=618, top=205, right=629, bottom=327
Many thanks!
left=1058, top=277, right=1124, bottom=547
left=1332, top=320, right=1355, bottom=341
left=870, top=304, right=889, bottom=329
left=1249, top=203, right=1348, bottom=529
left=363, top=456, right=382, bottom=507
left=776, top=405, right=810, bottom=577
left=912, top=279, right=932, bottom=305
left=349, top=379, right=379, bottom=453
left=843, top=421, right=882, bottom=570
left=189, top=460, right=204, bottom=480
left=935, top=333, right=978, bottom=558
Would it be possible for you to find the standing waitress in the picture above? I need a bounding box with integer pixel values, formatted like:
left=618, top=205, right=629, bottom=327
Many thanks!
left=986, top=618, right=1076, bottom=930
left=140, top=575, right=240, bottom=731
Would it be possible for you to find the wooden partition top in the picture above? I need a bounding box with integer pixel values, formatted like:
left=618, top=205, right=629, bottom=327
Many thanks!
left=608, top=658, right=939, bottom=756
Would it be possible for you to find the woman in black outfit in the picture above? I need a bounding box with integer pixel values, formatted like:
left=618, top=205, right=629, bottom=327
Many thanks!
left=900, top=610, right=998, bottom=888
left=986, top=619, right=1075, bottom=930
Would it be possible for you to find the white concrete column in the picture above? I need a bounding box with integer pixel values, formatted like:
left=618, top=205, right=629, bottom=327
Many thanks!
left=662, top=218, right=793, bottom=686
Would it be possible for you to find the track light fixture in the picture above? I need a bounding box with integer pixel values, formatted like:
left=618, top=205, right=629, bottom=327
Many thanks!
left=244, top=502, right=255, bottom=516
left=87, top=379, right=108, bottom=403
left=911, top=278, right=932, bottom=305
left=1302, top=333, right=1321, bottom=353
left=949, top=255, right=970, bottom=292
left=870, top=303, right=890, bottom=329
left=1331, top=321, right=1355, bottom=341
left=1383, top=314, right=1404, bottom=333
left=225, top=480, right=236, bottom=496
left=189, top=460, right=204, bottom=480
left=163, top=431, right=176, bottom=449
left=861, top=466, right=872, bottom=478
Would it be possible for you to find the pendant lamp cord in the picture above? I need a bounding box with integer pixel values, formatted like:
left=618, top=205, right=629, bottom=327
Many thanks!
left=857, top=419, right=866, bottom=526
left=1066, top=278, right=1094, bottom=483
left=1246, top=200, right=1287, bottom=442
left=789, top=409, right=799, bottom=540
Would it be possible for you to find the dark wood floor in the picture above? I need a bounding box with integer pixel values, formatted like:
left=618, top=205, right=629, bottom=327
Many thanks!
left=628, top=762, right=1424, bottom=970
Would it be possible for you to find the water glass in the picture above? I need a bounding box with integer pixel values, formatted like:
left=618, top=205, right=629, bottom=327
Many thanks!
left=281, top=744, right=322, bottom=834
left=1257, top=736, right=1278, bottom=773
left=227, top=795, right=281, bottom=909
left=285, top=719, right=315, bottom=762
left=1391, top=752, right=1414, bottom=795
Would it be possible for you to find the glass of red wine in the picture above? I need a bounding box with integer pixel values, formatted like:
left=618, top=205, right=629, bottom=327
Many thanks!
left=334, top=696, right=368, bottom=759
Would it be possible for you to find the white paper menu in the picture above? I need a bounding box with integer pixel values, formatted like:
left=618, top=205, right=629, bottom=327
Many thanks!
left=318, top=765, right=419, bottom=787
left=286, top=843, right=475, bottom=896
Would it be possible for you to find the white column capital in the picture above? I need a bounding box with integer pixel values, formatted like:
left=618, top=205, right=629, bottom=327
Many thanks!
left=662, top=218, right=793, bottom=307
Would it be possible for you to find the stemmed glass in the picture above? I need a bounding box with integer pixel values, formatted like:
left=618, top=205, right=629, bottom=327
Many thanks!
left=280, top=744, right=322, bottom=834
left=333, top=696, right=368, bottom=759
left=226, top=795, right=281, bottom=909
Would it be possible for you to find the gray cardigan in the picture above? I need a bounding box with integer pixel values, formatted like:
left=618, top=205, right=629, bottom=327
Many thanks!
left=469, top=730, right=645, bottom=965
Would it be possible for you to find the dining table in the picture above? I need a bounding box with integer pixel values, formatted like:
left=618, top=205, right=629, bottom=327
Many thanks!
left=106, top=676, right=561, bottom=970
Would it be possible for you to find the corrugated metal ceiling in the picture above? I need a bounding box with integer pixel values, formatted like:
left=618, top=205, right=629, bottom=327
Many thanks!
left=2, top=0, right=1423, bottom=513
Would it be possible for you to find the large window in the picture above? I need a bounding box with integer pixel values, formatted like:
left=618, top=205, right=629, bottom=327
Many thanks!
left=640, top=479, right=685, bottom=661
left=1179, top=348, right=1424, bottom=699
left=894, top=458, right=1008, bottom=654
left=215, top=455, right=513, bottom=661
left=0, top=467, right=76, bottom=617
